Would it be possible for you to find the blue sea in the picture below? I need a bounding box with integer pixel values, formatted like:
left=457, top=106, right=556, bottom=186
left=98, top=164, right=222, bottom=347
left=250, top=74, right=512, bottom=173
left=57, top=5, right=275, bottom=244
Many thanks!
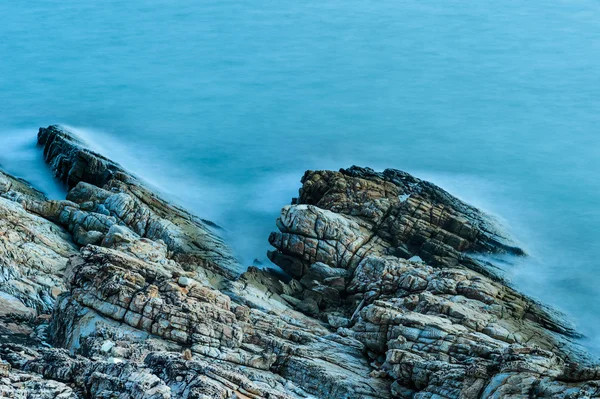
left=1, top=0, right=599, bottom=352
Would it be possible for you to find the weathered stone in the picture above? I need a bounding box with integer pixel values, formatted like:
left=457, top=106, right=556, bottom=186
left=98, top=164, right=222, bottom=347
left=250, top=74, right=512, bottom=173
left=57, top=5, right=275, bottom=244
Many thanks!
left=268, top=166, right=600, bottom=398
left=0, top=172, right=77, bottom=316
left=0, top=127, right=598, bottom=398
left=38, top=125, right=241, bottom=279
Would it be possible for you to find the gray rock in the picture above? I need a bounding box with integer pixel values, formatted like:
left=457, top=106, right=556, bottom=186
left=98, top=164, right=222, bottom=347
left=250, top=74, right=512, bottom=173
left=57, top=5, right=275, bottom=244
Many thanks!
left=38, top=125, right=242, bottom=279
left=178, top=276, right=192, bottom=287
left=0, top=128, right=598, bottom=398
left=268, top=166, right=600, bottom=398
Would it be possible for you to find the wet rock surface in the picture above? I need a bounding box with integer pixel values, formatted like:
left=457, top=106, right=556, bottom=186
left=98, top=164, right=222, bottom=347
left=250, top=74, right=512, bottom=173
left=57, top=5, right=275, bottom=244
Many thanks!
left=0, top=126, right=598, bottom=398
left=268, top=167, right=600, bottom=398
left=38, top=125, right=240, bottom=279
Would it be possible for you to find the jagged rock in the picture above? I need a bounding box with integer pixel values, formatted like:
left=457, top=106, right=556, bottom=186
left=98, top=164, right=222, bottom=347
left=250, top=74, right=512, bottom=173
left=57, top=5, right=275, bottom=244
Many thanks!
left=287, top=167, right=525, bottom=275
left=38, top=125, right=241, bottom=279
left=0, top=170, right=77, bottom=316
left=1, top=127, right=599, bottom=398
left=49, top=240, right=390, bottom=398
left=268, top=166, right=600, bottom=398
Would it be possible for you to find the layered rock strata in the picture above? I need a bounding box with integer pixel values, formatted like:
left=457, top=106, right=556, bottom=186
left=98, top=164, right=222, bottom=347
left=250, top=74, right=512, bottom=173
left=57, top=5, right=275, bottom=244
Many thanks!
left=267, top=167, right=600, bottom=398
left=0, top=125, right=598, bottom=398
left=37, top=125, right=239, bottom=279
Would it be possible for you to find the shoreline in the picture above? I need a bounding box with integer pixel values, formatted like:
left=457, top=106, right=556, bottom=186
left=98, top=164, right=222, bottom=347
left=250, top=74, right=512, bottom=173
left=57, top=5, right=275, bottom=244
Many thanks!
left=0, top=125, right=598, bottom=398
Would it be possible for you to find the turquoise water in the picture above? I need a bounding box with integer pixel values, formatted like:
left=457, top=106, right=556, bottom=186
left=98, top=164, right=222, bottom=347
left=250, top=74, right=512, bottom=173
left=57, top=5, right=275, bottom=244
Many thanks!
left=1, top=1, right=599, bottom=351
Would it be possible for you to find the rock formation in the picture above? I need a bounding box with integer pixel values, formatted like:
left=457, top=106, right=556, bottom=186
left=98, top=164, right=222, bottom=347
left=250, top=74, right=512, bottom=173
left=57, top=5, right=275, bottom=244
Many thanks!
left=0, top=125, right=599, bottom=398
left=37, top=125, right=240, bottom=279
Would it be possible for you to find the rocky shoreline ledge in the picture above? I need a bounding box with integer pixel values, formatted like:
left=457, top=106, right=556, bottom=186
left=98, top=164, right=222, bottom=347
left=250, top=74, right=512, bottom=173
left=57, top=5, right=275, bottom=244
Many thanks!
left=0, top=125, right=598, bottom=398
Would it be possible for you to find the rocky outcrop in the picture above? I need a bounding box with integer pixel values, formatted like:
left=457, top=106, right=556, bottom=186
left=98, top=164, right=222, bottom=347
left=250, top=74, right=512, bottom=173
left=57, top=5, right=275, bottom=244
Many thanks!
left=0, top=169, right=79, bottom=398
left=48, top=238, right=389, bottom=398
left=0, top=126, right=598, bottom=398
left=267, top=167, right=600, bottom=398
left=37, top=125, right=240, bottom=279
left=0, top=170, right=77, bottom=316
left=269, top=167, right=524, bottom=281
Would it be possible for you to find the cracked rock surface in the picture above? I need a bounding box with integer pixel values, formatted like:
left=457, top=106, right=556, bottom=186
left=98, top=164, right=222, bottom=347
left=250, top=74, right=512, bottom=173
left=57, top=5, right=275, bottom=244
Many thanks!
left=268, top=167, right=600, bottom=398
left=0, top=126, right=598, bottom=398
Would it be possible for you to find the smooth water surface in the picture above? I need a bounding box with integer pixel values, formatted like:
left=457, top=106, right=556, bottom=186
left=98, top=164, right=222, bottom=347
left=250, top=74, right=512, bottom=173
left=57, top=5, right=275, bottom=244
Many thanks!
left=1, top=1, right=599, bottom=351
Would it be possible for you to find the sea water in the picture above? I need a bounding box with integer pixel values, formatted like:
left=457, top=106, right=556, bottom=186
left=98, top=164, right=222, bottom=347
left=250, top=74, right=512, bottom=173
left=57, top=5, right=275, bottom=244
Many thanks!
left=1, top=0, right=599, bottom=352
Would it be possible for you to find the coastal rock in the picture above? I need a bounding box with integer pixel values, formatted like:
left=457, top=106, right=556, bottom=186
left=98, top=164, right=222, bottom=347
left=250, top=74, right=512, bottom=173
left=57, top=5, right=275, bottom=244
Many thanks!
left=0, top=171, right=77, bottom=316
left=50, top=241, right=390, bottom=398
left=273, top=167, right=525, bottom=278
left=38, top=125, right=241, bottom=279
left=268, top=166, right=600, bottom=398
left=0, top=127, right=599, bottom=398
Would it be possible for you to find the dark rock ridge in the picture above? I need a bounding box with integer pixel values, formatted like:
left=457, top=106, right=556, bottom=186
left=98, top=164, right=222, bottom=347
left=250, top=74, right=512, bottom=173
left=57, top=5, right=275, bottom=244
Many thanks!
left=37, top=125, right=240, bottom=279
left=0, top=125, right=598, bottom=398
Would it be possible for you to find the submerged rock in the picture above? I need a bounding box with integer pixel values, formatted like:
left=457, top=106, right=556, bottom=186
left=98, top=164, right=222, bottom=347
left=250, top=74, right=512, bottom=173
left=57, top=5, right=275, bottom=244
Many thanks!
left=0, top=126, right=598, bottom=398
